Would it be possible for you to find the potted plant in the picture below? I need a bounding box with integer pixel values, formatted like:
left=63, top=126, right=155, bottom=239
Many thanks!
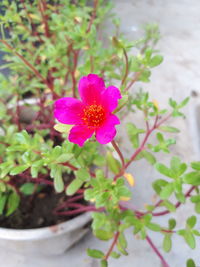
left=0, top=0, right=199, bottom=266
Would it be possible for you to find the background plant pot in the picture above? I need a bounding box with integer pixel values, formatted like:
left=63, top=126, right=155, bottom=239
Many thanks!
left=0, top=212, right=91, bottom=256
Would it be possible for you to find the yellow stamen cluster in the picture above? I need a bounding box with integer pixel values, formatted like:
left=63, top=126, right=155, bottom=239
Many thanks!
left=83, top=104, right=105, bottom=127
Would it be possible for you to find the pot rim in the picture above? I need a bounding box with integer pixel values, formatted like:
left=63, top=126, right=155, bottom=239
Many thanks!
left=0, top=212, right=91, bottom=241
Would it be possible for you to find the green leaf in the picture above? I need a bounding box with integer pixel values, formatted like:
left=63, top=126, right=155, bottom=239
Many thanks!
left=159, top=126, right=180, bottom=133
left=94, top=229, right=114, bottom=241
left=179, top=97, right=190, bottom=108
left=87, top=248, right=104, bottom=259
left=186, top=259, right=196, bottom=267
left=149, top=55, right=163, bottom=67
left=191, top=162, right=200, bottom=171
left=142, top=151, right=156, bottom=165
left=114, top=95, right=128, bottom=113
left=10, top=165, right=29, bottom=175
left=126, top=123, right=145, bottom=149
left=56, top=153, right=73, bottom=163
left=6, top=192, right=20, bottom=216
left=117, top=241, right=128, bottom=255
left=190, top=195, right=200, bottom=203
left=54, top=123, right=73, bottom=133
left=183, top=172, right=200, bottom=186
left=110, top=251, right=121, bottom=259
left=20, top=183, right=35, bottom=195
left=0, top=194, right=7, bottom=215
left=156, top=163, right=174, bottom=178
left=168, top=218, right=176, bottom=230
left=54, top=167, right=64, bottom=193
left=169, top=98, right=177, bottom=108
left=118, top=232, right=127, bottom=248
left=106, top=152, right=121, bottom=174
left=162, top=200, right=176, bottom=212
left=187, top=216, right=197, bottom=229
left=160, top=183, right=174, bottom=199
left=147, top=222, right=161, bottom=232
left=163, top=234, right=172, bottom=252
left=75, top=168, right=90, bottom=182
left=184, top=231, right=196, bottom=249
left=66, top=178, right=83, bottom=196
left=195, top=202, right=200, bottom=213
left=170, top=156, right=187, bottom=176
left=101, top=260, right=108, bottom=267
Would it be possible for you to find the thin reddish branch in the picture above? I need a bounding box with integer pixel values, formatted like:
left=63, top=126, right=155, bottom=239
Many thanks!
left=146, top=235, right=170, bottom=267
left=86, top=0, right=99, bottom=33
left=121, top=48, right=129, bottom=87
left=71, top=50, right=79, bottom=98
left=38, top=0, right=51, bottom=38
left=104, top=231, right=120, bottom=260
left=19, top=0, right=43, bottom=42
left=124, top=71, right=141, bottom=92
left=0, top=40, right=49, bottom=87
left=114, top=113, right=172, bottom=181
left=55, top=205, right=101, bottom=216
left=111, top=140, right=125, bottom=167
left=152, top=186, right=196, bottom=216
left=61, top=162, right=95, bottom=177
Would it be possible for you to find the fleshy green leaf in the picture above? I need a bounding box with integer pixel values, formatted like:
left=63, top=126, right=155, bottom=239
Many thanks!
left=148, top=55, right=163, bottom=67
left=186, top=259, right=196, bottom=267
left=160, top=183, right=174, bottom=199
left=10, top=165, right=29, bottom=175
left=6, top=192, right=20, bottom=216
left=163, top=234, right=172, bottom=252
left=66, top=178, right=83, bottom=196
left=183, top=172, right=200, bottom=186
left=87, top=248, right=104, bottom=259
left=106, top=152, right=121, bottom=174
left=94, top=229, right=114, bottom=241
left=20, top=183, right=35, bottom=195
left=159, top=126, right=180, bottom=133
left=187, top=216, right=197, bottom=229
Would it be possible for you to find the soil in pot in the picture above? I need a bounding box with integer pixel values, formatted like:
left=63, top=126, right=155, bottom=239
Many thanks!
left=0, top=184, right=86, bottom=229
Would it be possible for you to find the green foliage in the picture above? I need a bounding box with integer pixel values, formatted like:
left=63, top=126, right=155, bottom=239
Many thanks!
left=162, top=234, right=172, bottom=252
left=87, top=248, right=104, bottom=259
left=20, top=183, right=36, bottom=195
left=186, top=259, right=196, bottom=267
left=126, top=123, right=145, bottom=149
left=0, top=0, right=197, bottom=265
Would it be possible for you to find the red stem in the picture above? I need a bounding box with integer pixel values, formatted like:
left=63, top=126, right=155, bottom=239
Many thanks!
left=121, top=48, right=129, bottom=87
left=146, top=235, right=170, bottom=267
left=124, top=71, right=141, bottom=91
left=104, top=232, right=120, bottom=260
left=39, top=0, right=51, bottom=38
left=86, top=0, right=98, bottom=33
left=0, top=40, right=49, bottom=88
left=111, top=140, right=125, bottom=167
left=152, top=186, right=195, bottom=216
left=56, top=205, right=100, bottom=216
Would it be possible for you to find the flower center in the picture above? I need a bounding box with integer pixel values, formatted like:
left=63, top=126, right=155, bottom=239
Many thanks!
left=82, top=104, right=105, bottom=127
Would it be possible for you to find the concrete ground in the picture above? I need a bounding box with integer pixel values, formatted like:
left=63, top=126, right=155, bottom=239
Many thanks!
left=1, top=0, right=200, bottom=266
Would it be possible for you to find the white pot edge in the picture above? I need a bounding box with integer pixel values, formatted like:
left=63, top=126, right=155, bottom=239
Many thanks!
left=0, top=212, right=92, bottom=241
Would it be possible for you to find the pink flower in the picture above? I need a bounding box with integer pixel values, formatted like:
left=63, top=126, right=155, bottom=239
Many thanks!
left=54, top=74, right=121, bottom=147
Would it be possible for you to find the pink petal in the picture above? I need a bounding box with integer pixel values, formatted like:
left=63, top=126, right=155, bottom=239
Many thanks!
left=78, top=74, right=106, bottom=105
left=95, top=114, right=120, bottom=144
left=54, top=97, right=85, bottom=124
left=101, top=86, right=122, bottom=112
left=69, top=125, right=94, bottom=147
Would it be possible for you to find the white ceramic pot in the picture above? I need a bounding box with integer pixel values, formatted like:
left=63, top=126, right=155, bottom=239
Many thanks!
left=1, top=99, right=92, bottom=255
left=0, top=212, right=91, bottom=256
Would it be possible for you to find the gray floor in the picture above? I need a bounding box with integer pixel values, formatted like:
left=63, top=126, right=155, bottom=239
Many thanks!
left=1, top=0, right=200, bottom=266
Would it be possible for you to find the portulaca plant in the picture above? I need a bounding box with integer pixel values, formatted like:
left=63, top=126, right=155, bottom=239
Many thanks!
left=0, top=1, right=199, bottom=267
